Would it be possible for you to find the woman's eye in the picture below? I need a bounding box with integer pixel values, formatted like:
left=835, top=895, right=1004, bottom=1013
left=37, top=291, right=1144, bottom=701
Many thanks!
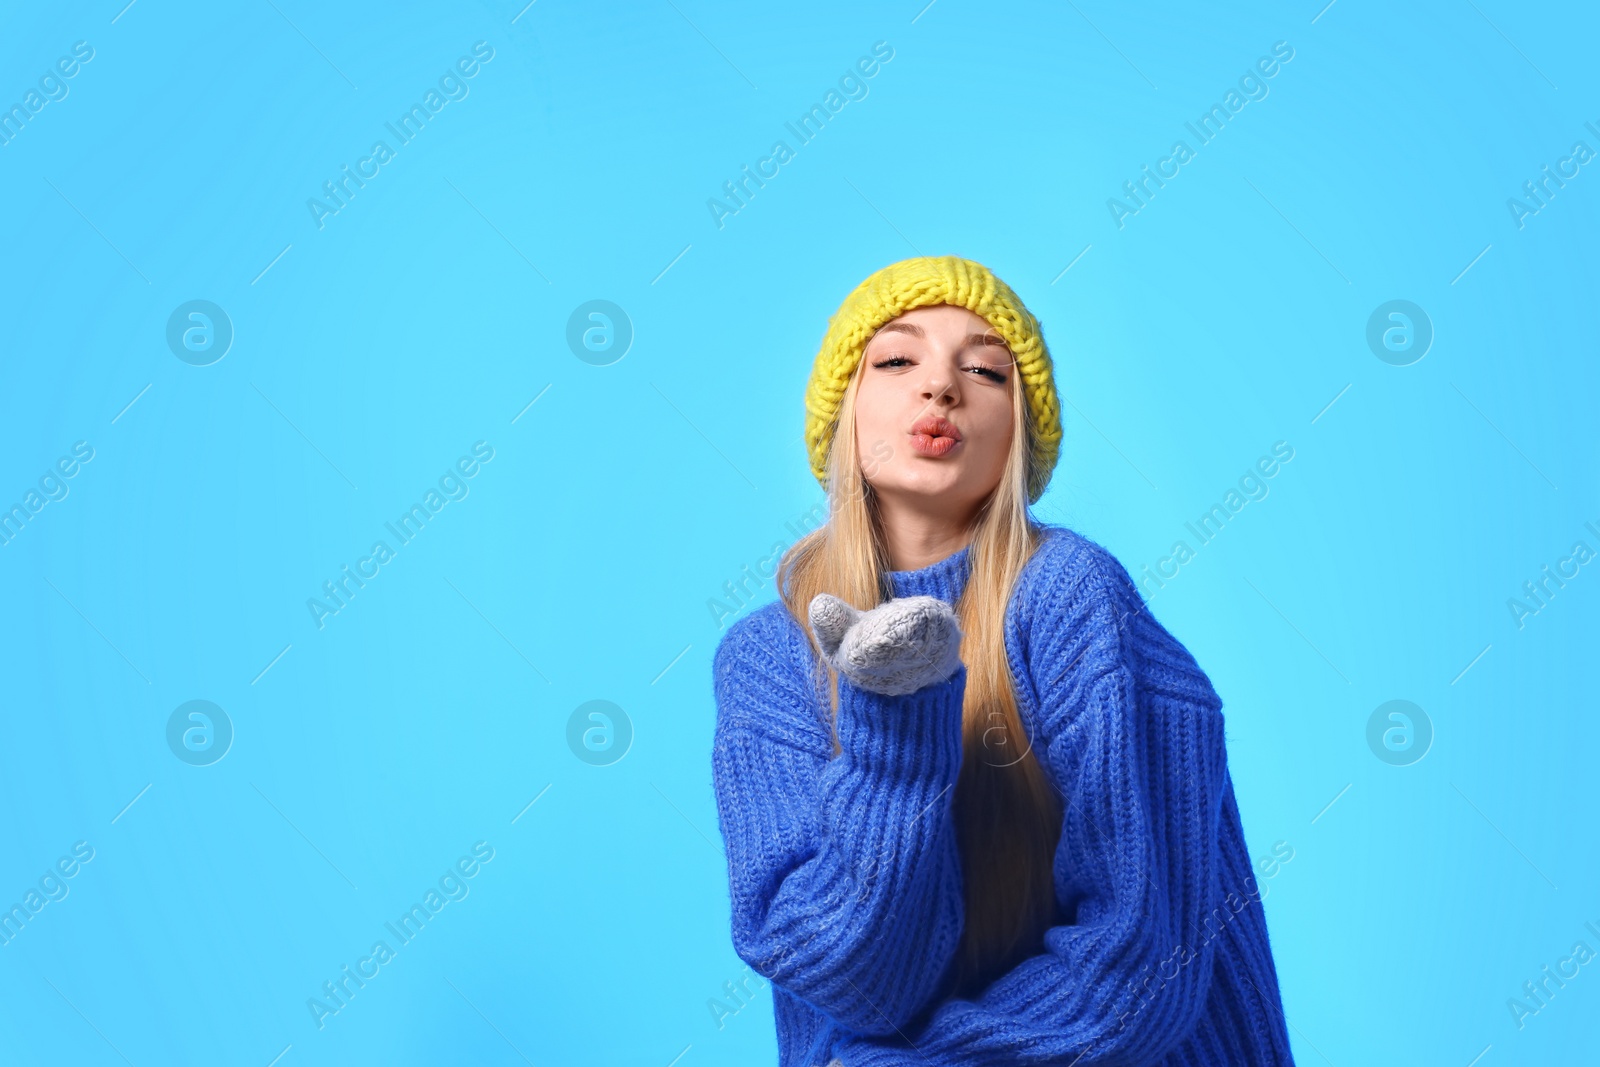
left=870, top=356, right=1005, bottom=381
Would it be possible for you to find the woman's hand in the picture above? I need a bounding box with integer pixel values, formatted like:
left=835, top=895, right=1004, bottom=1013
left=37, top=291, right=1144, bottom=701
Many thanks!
left=808, top=593, right=963, bottom=696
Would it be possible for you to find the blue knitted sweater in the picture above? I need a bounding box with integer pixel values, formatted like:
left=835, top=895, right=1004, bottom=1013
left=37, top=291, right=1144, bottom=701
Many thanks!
left=710, top=524, right=1296, bottom=1066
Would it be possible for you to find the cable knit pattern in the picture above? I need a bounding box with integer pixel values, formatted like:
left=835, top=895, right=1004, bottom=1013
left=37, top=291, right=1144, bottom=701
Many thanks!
left=710, top=526, right=1296, bottom=1067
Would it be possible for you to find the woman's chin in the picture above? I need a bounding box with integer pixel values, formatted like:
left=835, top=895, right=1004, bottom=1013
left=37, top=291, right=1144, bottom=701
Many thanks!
left=869, top=471, right=975, bottom=507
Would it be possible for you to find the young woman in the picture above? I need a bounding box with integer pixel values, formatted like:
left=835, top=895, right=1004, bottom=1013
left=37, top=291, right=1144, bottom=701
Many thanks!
left=710, top=256, right=1295, bottom=1066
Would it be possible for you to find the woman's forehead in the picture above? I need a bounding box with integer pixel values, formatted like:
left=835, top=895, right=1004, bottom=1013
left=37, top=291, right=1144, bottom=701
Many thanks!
left=868, top=306, right=1009, bottom=354
left=871, top=304, right=998, bottom=338
left=883, top=303, right=986, bottom=324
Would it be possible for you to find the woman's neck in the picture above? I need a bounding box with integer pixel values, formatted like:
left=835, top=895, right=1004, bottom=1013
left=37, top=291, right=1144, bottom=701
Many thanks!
left=876, top=495, right=972, bottom=572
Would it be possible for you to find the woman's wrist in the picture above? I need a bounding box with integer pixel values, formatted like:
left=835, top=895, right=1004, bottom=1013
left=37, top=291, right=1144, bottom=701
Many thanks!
left=832, top=663, right=966, bottom=782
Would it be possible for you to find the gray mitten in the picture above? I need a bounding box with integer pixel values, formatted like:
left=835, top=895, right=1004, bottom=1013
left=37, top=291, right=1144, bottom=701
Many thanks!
left=808, top=593, right=964, bottom=696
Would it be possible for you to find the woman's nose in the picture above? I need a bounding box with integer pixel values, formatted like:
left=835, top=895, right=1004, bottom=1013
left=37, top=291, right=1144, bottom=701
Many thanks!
left=920, top=371, right=956, bottom=403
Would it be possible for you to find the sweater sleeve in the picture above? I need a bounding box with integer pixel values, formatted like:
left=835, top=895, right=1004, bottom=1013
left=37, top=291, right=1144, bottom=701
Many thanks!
left=710, top=606, right=968, bottom=1037
left=832, top=549, right=1230, bottom=1066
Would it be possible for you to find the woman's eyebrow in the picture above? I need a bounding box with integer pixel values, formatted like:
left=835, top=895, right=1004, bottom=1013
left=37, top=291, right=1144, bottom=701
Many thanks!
left=872, top=322, right=1009, bottom=351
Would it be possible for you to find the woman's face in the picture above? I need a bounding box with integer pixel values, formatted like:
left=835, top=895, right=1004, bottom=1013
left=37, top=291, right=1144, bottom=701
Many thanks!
left=853, top=304, right=1016, bottom=516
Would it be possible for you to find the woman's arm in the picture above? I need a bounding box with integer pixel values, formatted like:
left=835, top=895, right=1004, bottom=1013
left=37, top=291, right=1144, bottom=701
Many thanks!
left=832, top=548, right=1231, bottom=1065
left=711, top=605, right=967, bottom=1036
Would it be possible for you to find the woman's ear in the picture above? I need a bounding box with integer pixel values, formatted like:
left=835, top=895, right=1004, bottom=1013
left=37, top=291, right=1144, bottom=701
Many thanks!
left=808, top=593, right=859, bottom=659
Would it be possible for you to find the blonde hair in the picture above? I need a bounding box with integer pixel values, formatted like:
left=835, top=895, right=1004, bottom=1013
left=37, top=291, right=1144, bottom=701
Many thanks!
left=777, top=325, right=1063, bottom=1000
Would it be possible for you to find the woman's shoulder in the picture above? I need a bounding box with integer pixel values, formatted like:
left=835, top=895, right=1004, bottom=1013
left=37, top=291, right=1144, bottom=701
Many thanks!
left=1015, top=523, right=1143, bottom=617
left=1006, top=524, right=1139, bottom=680
left=712, top=599, right=832, bottom=750
left=714, top=599, right=805, bottom=675
left=1015, top=524, right=1218, bottom=708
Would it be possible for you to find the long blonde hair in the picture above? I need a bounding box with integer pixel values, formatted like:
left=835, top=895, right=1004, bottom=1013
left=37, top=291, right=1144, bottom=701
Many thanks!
left=776, top=337, right=1064, bottom=1001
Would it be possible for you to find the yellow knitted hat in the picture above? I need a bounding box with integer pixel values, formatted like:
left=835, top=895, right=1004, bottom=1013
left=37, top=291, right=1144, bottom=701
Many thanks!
left=804, top=255, right=1063, bottom=504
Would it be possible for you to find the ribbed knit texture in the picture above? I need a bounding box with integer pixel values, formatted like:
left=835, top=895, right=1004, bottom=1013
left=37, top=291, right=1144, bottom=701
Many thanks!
left=710, top=525, right=1296, bottom=1067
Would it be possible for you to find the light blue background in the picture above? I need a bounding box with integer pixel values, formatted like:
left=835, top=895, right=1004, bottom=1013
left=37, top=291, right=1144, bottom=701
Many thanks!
left=1, top=0, right=1595, bottom=1064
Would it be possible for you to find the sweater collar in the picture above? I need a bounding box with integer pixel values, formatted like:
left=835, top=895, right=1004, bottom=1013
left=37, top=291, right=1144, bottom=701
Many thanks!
left=887, top=542, right=973, bottom=603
